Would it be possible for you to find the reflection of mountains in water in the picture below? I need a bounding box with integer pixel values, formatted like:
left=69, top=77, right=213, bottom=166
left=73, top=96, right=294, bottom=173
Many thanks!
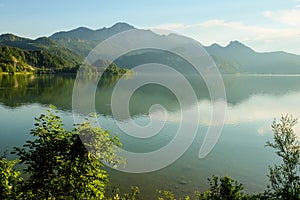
left=1, top=74, right=300, bottom=118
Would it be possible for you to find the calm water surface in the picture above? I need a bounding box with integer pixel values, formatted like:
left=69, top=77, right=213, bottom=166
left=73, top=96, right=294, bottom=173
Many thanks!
left=1, top=74, right=300, bottom=198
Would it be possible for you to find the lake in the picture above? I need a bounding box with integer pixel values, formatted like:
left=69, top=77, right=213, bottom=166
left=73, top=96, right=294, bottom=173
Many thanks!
left=1, top=73, right=300, bottom=198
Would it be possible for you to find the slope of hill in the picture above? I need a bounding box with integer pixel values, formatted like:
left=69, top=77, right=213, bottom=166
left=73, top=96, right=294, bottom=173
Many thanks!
left=0, top=32, right=131, bottom=74
left=0, top=45, right=34, bottom=73
left=0, top=45, right=76, bottom=73
left=0, top=34, right=83, bottom=71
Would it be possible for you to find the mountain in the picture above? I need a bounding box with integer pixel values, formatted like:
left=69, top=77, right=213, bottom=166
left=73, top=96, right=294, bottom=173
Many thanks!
left=50, top=23, right=300, bottom=74
left=51, top=22, right=134, bottom=41
left=111, top=38, right=300, bottom=74
left=0, top=30, right=131, bottom=74
left=50, top=22, right=135, bottom=56
left=1, top=22, right=300, bottom=74
left=206, top=41, right=300, bottom=74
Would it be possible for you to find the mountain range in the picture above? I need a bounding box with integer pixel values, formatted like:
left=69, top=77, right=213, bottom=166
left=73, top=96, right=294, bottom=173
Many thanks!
left=1, top=22, right=300, bottom=74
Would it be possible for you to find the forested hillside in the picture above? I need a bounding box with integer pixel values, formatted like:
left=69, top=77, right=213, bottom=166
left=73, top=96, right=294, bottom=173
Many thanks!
left=0, top=45, right=79, bottom=73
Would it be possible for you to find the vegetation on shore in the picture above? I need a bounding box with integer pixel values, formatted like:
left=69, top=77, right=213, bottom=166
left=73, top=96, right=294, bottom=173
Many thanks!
left=1, top=108, right=300, bottom=199
left=0, top=44, right=131, bottom=76
left=0, top=34, right=132, bottom=75
left=0, top=33, right=84, bottom=74
left=0, top=44, right=79, bottom=74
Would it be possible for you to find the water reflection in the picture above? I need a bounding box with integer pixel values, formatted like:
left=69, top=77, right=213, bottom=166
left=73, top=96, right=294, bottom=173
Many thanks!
left=1, top=74, right=300, bottom=197
left=1, top=74, right=300, bottom=118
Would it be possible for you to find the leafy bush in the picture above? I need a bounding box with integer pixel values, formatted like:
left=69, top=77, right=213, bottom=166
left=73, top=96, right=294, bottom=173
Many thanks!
left=265, top=115, right=300, bottom=199
left=2, top=111, right=300, bottom=199
left=196, top=176, right=249, bottom=200
left=12, top=106, right=122, bottom=199
left=0, top=156, right=22, bottom=199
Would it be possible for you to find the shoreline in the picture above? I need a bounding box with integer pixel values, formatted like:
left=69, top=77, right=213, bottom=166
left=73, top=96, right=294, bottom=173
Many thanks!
left=0, top=72, right=34, bottom=75
left=223, top=73, right=300, bottom=77
left=1, top=72, right=300, bottom=76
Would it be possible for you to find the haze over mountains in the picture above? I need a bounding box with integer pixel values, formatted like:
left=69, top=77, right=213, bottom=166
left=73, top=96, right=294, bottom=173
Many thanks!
left=1, top=22, right=300, bottom=74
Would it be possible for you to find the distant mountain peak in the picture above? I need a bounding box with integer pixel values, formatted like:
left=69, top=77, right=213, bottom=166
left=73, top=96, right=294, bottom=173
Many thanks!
left=75, top=27, right=92, bottom=31
left=211, top=42, right=221, bottom=46
left=207, top=43, right=223, bottom=48
left=50, top=22, right=135, bottom=41
left=110, top=22, right=135, bottom=29
left=94, top=22, right=135, bottom=34
left=229, top=40, right=243, bottom=45
left=225, top=40, right=255, bottom=53
left=227, top=40, right=250, bottom=48
left=0, top=33, right=30, bottom=42
left=71, top=27, right=93, bottom=33
left=207, top=41, right=252, bottom=50
left=0, top=33, right=15, bottom=38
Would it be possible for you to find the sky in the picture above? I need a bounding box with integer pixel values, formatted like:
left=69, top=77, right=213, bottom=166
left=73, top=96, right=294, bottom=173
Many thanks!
left=0, top=0, right=300, bottom=54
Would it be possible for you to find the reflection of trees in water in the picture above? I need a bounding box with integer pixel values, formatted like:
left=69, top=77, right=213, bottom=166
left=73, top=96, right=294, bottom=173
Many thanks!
left=0, top=72, right=134, bottom=111
left=1, top=74, right=300, bottom=119
left=78, top=62, right=134, bottom=89
left=223, top=75, right=300, bottom=105
left=0, top=75, right=37, bottom=107
left=99, top=71, right=134, bottom=88
left=0, top=74, right=75, bottom=109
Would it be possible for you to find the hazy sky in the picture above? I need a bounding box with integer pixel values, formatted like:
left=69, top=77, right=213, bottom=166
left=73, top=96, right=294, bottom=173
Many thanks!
left=0, top=0, right=300, bottom=54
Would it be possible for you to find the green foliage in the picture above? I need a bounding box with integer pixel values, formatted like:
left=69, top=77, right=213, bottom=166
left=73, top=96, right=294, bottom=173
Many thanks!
left=78, top=62, right=133, bottom=88
left=49, top=37, right=98, bottom=57
left=196, top=176, right=249, bottom=200
left=0, top=34, right=83, bottom=66
left=2, top=105, right=300, bottom=199
left=0, top=34, right=83, bottom=73
left=0, top=34, right=134, bottom=76
left=100, top=63, right=133, bottom=88
left=76, top=113, right=123, bottom=168
left=103, top=63, right=129, bottom=75
left=109, top=186, right=140, bottom=200
left=265, top=115, right=300, bottom=199
left=13, top=106, right=123, bottom=199
left=0, top=155, right=22, bottom=199
left=79, top=62, right=130, bottom=75
left=0, top=45, right=30, bottom=73
left=157, top=190, right=178, bottom=200
left=0, top=44, right=72, bottom=73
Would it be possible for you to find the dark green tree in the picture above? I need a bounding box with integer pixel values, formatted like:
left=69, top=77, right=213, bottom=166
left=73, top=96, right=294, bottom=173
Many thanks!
left=196, top=176, right=249, bottom=200
left=109, top=186, right=140, bottom=200
left=157, top=190, right=187, bottom=200
left=13, top=106, right=123, bottom=199
left=265, top=115, right=300, bottom=199
left=0, top=155, right=22, bottom=199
